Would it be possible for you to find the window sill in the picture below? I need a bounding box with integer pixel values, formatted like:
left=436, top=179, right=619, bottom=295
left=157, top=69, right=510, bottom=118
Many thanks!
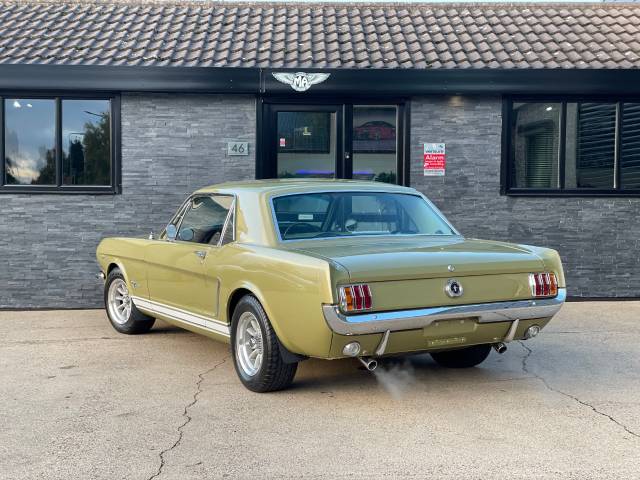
left=0, top=186, right=119, bottom=195
left=503, top=188, right=640, bottom=197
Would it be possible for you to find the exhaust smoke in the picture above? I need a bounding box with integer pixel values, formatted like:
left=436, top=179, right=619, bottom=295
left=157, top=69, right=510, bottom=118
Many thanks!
left=372, top=359, right=416, bottom=400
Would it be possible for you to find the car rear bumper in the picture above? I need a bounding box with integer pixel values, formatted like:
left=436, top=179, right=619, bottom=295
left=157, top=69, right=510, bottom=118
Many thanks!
left=322, top=288, right=566, bottom=335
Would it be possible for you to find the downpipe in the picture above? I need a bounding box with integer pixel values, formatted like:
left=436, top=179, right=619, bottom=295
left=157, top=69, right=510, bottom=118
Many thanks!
left=493, top=318, right=519, bottom=354
left=358, top=357, right=378, bottom=371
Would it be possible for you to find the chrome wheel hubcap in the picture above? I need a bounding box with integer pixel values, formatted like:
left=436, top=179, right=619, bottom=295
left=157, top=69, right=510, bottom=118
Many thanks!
left=107, top=279, right=132, bottom=325
left=235, top=312, right=264, bottom=377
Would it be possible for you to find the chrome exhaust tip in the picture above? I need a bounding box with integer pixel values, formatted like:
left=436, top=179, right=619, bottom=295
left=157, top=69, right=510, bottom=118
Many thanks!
left=358, top=357, right=378, bottom=371
left=523, top=325, right=541, bottom=340
left=493, top=342, right=507, bottom=354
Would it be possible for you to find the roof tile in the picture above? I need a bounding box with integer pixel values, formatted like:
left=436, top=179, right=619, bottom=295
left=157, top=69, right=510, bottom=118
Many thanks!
left=0, top=1, right=637, bottom=70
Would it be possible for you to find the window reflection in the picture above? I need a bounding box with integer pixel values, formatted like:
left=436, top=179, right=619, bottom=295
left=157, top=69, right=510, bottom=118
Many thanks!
left=277, top=111, right=336, bottom=178
left=352, top=106, right=397, bottom=183
left=178, top=196, right=233, bottom=245
left=62, top=100, right=111, bottom=186
left=4, top=99, right=56, bottom=185
left=510, top=102, right=561, bottom=188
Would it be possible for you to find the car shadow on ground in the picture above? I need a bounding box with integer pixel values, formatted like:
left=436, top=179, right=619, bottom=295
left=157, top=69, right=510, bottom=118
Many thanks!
left=141, top=320, right=547, bottom=394
left=287, top=353, right=521, bottom=396
left=144, top=319, right=626, bottom=398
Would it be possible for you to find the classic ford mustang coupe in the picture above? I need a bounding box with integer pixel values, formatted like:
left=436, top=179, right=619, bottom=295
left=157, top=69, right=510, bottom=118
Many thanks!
left=97, top=180, right=565, bottom=392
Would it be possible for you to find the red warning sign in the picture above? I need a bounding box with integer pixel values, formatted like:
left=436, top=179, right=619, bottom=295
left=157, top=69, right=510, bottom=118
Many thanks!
left=423, top=143, right=446, bottom=176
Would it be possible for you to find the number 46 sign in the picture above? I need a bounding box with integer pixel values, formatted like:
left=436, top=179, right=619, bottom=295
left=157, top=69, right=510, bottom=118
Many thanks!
left=227, top=141, right=249, bottom=156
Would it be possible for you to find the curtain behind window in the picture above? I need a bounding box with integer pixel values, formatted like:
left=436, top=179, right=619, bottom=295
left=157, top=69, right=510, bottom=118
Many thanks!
left=525, top=125, right=555, bottom=188
left=621, top=103, right=640, bottom=189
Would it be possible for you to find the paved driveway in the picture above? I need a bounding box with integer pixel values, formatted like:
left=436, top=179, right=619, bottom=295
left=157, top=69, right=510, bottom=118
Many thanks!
left=1, top=302, right=639, bottom=479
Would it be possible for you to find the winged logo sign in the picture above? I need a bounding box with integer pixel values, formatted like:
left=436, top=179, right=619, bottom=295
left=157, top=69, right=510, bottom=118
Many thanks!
left=272, top=72, right=331, bottom=92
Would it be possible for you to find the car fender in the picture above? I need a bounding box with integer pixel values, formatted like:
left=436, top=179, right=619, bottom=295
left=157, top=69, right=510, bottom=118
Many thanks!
left=218, top=244, right=337, bottom=358
left=223, top=279, right=302, bottom=356
left=97, top=238, right=151, bottom=299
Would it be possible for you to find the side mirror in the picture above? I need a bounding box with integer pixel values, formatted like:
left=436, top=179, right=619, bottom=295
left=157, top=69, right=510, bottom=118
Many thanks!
left=178, top=228, right=195, bottom=242
left=166, top=224, right=177, bottom=241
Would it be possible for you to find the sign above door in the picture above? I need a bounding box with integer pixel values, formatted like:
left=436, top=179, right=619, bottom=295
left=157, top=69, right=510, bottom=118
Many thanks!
left=272, top=72, right=331, bottom=92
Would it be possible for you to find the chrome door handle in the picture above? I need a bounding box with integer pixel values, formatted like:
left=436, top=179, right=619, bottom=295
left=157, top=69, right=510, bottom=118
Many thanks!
left=194, top=250, right=207, bottom=259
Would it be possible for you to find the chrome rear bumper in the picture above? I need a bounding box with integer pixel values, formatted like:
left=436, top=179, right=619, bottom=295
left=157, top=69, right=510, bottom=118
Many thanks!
left=322, top=288, right=566, bottom=335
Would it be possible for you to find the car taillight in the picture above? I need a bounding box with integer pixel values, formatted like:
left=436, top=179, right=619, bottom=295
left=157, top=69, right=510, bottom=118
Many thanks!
left=529, top=273, right=558, bottom=298
left=339, top=284, right=373, bottom=312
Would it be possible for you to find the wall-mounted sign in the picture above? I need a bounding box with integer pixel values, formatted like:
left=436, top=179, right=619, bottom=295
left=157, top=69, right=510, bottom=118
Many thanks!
left=227, top=141, right=249, bottom=156
left=423, top=143, right=446, bottom=176
left=272, top=72, right=331, bottom=92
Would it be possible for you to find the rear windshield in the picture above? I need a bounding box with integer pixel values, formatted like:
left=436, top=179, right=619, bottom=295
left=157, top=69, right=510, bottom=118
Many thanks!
left=272, top=191, right=456, bottom=241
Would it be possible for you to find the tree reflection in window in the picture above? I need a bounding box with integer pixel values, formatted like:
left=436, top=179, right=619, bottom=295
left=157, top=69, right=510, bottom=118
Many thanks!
left=3, top=97, right=112, bottom=189
left=63, top=100, right=111, bottom=186
left=4, top=99, right=56, bottom=185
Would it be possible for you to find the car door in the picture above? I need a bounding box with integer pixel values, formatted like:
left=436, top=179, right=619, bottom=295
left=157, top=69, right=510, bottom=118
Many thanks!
left=145, top=194, right=234, bottom=321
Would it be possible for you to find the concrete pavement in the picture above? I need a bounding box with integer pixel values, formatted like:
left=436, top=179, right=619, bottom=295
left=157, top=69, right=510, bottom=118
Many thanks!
left=1, top=302, right=639, bottom=479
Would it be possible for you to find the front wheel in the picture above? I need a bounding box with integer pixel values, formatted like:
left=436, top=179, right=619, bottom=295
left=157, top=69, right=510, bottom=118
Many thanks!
left=104, top=268, right=155, bottom=334
left=231, top=295, right=297, bottom=392
left=430, top=344, right=492, bottom=368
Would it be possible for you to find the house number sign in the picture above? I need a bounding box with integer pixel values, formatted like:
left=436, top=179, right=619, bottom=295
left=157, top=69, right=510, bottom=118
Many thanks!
left=227, top=142, right=249, bottom=156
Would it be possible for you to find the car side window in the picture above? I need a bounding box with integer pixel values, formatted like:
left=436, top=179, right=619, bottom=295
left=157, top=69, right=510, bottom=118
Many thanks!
left=177, top=195, right=233, bottom=245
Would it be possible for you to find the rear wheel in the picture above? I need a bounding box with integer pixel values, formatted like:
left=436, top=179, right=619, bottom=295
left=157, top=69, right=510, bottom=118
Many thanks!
left=430, top=344, right=492, bottom=368
left=104, top=268, right=155, bottom=334
left=231, top=295, right=297, bottom=392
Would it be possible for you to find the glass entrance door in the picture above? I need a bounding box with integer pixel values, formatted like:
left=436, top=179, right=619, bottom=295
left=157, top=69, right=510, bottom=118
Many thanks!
left=260, top=102, right=404, bottom=184
left=351, top=105, right=398, bottom=183
left=264, top=105, right=342, bottom=179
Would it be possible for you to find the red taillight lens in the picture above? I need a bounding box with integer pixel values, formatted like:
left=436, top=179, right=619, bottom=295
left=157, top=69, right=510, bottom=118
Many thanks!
left=339, top=284, right=373, bottom=312
left=362, top=285, right=372, bottom=309
left=529, top=273, right=558, bottom=298
left=353, top=285, right=364, bottom=310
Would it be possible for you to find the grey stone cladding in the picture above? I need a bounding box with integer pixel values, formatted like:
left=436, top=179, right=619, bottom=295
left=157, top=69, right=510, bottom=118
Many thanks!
left=410, top=96, right=640, bottom=298
left=0, top=94, right=256, bottom=308
left=1, top=93, right=637, bottom=308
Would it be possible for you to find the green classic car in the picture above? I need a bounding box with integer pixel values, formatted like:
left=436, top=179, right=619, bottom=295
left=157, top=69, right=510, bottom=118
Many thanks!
left=97, top=179, right=565, bottom=392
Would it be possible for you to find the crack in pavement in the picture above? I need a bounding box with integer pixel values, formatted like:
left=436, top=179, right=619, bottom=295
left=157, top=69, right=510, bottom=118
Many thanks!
left=518, top=341, right=640, bottom=440
left=147, top=355, right=230, bottom=480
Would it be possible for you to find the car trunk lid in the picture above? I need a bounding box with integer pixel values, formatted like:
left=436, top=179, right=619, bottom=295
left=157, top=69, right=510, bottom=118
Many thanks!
left=283, top=236, right=544, bottom=310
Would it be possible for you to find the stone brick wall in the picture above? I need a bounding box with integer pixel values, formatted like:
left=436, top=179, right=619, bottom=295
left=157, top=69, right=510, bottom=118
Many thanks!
left=1, top=93, right=637, bottom=309
left=0, top=94, right=256, bottom=308
left=410, top=95, right=640, bottom=297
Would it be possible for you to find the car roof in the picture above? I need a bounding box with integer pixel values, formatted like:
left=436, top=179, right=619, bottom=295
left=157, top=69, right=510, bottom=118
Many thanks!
left=195, top=178, right=417, bottom=196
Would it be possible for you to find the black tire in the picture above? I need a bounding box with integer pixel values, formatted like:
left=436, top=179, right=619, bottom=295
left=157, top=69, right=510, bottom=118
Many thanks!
left=430, top=344, right=492, bottom=368
left=104, top=268, right=155, bottom=334
left=230, top=295, right=297, bottom=393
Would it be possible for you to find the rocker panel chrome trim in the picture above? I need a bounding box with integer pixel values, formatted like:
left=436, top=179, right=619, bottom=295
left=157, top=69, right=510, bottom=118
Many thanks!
left=322, top=288, right=566, bottom=335
left=132, top=297, right=230, bottom=337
